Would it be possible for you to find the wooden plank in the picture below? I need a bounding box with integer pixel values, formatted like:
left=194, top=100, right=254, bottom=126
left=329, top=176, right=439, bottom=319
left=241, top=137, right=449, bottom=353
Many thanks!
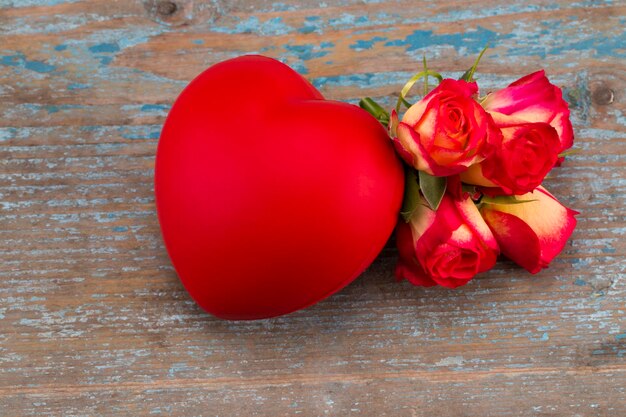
left=0, top=0, right=624, bottom=415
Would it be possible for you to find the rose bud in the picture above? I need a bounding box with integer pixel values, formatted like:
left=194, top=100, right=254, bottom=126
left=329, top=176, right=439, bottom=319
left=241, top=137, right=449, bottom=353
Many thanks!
left=481, top=70, right=574, bottom=155
left=460, top=112, right=561, bottom=195
left=393, top=79, right=501, bottom=176
left=480, top=186, right=578, bottom=274
left=395, top=191, right=499, bottom=288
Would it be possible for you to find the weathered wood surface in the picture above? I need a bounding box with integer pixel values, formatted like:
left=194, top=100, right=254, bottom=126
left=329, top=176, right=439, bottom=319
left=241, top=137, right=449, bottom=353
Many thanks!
left=0, top=0, right=624, bottom=415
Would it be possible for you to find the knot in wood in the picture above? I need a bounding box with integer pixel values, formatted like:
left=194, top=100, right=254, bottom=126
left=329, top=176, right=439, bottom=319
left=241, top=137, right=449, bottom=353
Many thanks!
left=156, top=0, right=178, bottom=16
left=591, top=85, right=614, bottom=105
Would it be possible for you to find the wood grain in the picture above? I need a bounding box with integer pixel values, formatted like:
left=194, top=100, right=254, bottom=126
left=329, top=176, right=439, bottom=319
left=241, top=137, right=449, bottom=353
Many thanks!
left=0, top=0, right=624, bottom=416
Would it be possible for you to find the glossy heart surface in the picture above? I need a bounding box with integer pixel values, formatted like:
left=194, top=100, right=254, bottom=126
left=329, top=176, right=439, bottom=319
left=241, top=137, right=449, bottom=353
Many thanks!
left=155, top=55, right=404, bottom=319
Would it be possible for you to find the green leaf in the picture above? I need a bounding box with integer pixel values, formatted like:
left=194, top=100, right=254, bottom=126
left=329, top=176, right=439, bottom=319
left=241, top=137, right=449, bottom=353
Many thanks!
left=400, top=169, right=421, bottom=222
left=399, top=96, right=412, bottom=109
left=480, top=195, right=538, bottom=205
left=395, top=69, right=443, bottom=113
left=460, top=44, right=489, bottom=82
left=418, top=171, right=446, bottom=210
left=359, top=97, right=390, bottom=125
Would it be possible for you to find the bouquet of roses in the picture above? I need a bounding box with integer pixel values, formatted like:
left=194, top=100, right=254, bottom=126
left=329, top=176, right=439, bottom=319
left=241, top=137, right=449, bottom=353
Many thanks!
left=361, top=51, right=578, bottom=288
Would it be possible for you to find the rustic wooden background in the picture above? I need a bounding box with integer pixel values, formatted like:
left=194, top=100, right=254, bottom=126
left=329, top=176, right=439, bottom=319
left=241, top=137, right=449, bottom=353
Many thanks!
left=1, top=0, right=624, bottom=415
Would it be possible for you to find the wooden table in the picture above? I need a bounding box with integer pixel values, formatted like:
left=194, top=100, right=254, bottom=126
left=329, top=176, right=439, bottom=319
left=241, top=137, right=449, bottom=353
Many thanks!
left=1, top=1, right=624, bottom=415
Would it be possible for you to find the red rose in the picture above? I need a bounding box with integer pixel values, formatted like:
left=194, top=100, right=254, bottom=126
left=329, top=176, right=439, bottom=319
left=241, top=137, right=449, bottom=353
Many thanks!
left=392, top=79, right=501, bottom=176
left=480, top=186, right=578, bottom=273
left=482, top=70, right=574, bottom=155
left=395, top=192, right=499, bottom=288
left=460, top=112, right=561, bottom=195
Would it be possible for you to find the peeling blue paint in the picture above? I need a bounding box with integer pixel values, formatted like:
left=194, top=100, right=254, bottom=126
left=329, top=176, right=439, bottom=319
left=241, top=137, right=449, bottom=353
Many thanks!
left=212, top=16, right=294, bottom=36
left=385, top=27, right=506, bottom=53
left=298, top=25, right=317, bottom=34
left=298, top=15, right=323, bottom=33
left=98, top=56, right=113, bottom=66
left=40, top=104, right=83, bottom=114
left=327, top=13, right=374, bottom=30
left=112, top=226, right=128, bottom=232
left=0, top=127, right=18, bottom=142
left=270, top=2, right=296, bottom=12
left=574, top=278, right=588, bottom=286
left=141, top=104, right=170, bottom=112
left=118, top=125, right=163, bottom=140
left=88, top=42, right=120, bottom=53
left=167, top=362, right=192, bottom=378
left=68, top=83, right=91, bottom=90
left=350, top=36, right=388, bottom=50
left=311, top=71, right=412, bottom=89
left=1, top=53, right=56, bottom=73
left=551, top=33, right=626, bottom=57
left=616, top=333, right=626, bottom=341
left=192, top=39, right=204, bottom=45
left=284, top=44, right=330, bottom=61
left=1, top=55, right=21, bottom=66
left=8, top=0, right=82, bottom=6
left=24, top=60, right=56, bottom=73
left=54, top=44, right=68, bottom=51
left=288, top=61, right=308, bottom=74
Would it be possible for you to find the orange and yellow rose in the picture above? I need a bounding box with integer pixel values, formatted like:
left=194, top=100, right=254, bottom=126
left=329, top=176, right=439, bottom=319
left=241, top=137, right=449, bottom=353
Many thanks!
left=480, top=187, right=578, bottom=274
left=461, top=70, right=574, bottom=194
left=392, top=79, right=501, bottom=177
left=395, top=191, right=499, bottom=288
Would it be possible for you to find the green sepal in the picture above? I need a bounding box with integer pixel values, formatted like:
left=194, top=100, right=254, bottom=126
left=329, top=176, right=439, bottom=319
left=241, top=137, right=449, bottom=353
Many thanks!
left=418, top=170, right=446, bottom=211
left=359, top=97, right=390, bottom=126
left=400, top=169, right=421, bottom=222
left=395, top=70, right=443, bottom=113
left=460, top=44, right=489, bottom=82
left=480, top=195, right=538, bottom=205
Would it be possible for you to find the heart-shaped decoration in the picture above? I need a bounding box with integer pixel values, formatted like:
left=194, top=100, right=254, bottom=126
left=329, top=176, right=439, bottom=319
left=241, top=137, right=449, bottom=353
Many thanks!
left=155, top=55, right=404, bottom=319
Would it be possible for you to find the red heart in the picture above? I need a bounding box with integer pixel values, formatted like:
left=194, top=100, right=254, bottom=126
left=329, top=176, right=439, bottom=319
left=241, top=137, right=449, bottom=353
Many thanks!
left=155, top=55, right=404, bottom=319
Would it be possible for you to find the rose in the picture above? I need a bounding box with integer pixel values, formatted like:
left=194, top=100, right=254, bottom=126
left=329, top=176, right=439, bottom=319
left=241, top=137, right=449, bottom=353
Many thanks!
left=482, top=70, right=574, bottom=155
left=395, top=192, right=499, bottom=288
left=392, top=79, right=501, bottom=176
left=460, top=112, right=561, bottom=194
left=479, top=186, right=578, bottom=274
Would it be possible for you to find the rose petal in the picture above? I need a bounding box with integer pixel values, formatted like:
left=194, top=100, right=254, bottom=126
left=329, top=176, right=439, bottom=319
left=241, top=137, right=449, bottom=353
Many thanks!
left=459, top=163, right=498, bottom=187
left=480, top=186, right=578, bottom=272
left=482, top=71, right=551, bottom=114
left=478, top=121, right=561, bottom=194
left=455, top=196, right=499, bottom=255
left=481, top=209, right=543, bottom=273
left=394, top=221, right=438, bottom=286
left=482, top=71, right=573, bottom=152
left=402, top=92, right=435, bottom=126
left=389, top=109, right=399, bottom=137
left=396, top=122, right=439, bottom=175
